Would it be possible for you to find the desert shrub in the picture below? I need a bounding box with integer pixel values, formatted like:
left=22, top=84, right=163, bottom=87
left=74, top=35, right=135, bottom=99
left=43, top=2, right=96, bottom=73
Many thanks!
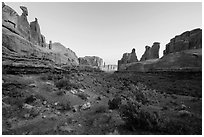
left=56, top=102, right=71, bottom=111
left=119, top=101, right=160, bottom=131
left=40, top=73, right=64, bottom=81
left=108, top=97, right=122, bottom=110
left=77, top=92, right=89, bottom=100
left=133, top=90, right=148, bottom=104
left=94, top=106, right=108, bottom=113
left=55, top=78, right=79, bottom=90
left=56, top=90, right=65, bottom=96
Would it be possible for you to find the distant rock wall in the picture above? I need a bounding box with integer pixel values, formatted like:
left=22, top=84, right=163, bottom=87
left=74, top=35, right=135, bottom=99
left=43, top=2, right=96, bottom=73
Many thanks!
left=118, top=48, right=138, bottom=70
left=140, top=42, right=160, bottom=61
left=163, top=28, right=202, bottom=55
left=78, top=56, right=103, bottom=67
left=117, top=28, right=202, bottom=72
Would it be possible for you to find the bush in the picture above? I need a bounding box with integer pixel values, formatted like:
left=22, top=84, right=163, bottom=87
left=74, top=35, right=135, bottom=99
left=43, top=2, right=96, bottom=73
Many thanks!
left=77, top=92, right=89, bottom=100
left=108, top=97, right=122, bottom=110
left=119, top=101, right=160, bottom=131
left=55, top=78, right=79, bottom=90
left=56, top=90, right=65, bottom=96
left=55, top=102, right=71, bottom=111
left=94, top=106, right=108, bottom=113
left=40, top=73, right=64, bottom=81
left=134, top=90, right=148, bottom=104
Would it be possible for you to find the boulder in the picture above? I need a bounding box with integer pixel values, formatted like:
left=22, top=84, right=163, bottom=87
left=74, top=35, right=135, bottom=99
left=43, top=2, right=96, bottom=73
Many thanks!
left=163, top=28, right=202, bottom=55
left=78, top=56, right=103, bottom=67
left=140, top=42, right=160, bottom=61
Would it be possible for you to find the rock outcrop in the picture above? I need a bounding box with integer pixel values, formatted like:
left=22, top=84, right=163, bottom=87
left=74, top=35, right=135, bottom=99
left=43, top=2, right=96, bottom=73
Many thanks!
left=140, top=42, right=160, bottom=61
left=163, top=28, right=202, bottom=55
left=51, top=42, right=79, bottom=65
left=118, top=48, right=138, bottom=70
left=2, top=3, right=79, bottom=72
left=2, top=3, right=46, bottom=47
left=30, top=18, right=46, bottom=47
left=78, top=56, right=103, bottom=67
left=117, top=28, right=202, bottom=72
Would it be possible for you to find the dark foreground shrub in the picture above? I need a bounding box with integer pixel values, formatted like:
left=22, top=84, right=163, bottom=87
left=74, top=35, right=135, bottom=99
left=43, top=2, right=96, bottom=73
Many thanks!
left=119, top=100, right=202, bottom=134
left=77, top=92, right=89, bottom=100
left=108, top=97, right=122, bottom=110
left=119, top=101, right=160, bottom=131
left=55, top=78, right=79, bottom=90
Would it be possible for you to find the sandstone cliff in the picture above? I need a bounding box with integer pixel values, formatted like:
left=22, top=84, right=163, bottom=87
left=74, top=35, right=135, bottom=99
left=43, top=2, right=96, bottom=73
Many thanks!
left=118, top=29, right=202, bottom=72
left=163, top=28, right=202, bottom=55
left=118, top=48, right=138, bottom=70
left=2, top=3, right=79, bottom=73
left=140, top=42, right=160, bottom=61
left=78, top=56, right=103, bottom=67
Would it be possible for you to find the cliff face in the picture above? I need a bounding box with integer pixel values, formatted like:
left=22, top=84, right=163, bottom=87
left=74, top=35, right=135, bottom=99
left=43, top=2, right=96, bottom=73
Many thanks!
left=117, top=29, right=202, bottom=72
left=78, top=56, right=103, bottom=67
left=163, top=28, right=202, bottom=55
left=2, top=3, right=79, bottom=72
left=118, top=48, right=138, bottom=70
left=52, top=42, right=79, bottom=65
left=140, top=42, right=160, bottom=61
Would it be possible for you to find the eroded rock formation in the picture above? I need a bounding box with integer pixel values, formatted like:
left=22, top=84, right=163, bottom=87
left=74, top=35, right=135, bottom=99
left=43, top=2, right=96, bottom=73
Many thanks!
left=118, top=48, right=138, bottom=70
left=140, top=42, right=160, bottom=61
left=163, top=28, right=202, bottom=55
left=78, top=56, right=103, bottom=67
left=2, top=3, right=79, bottom=70
left=30, top=18, right=46, bottom=47
left=117, top=29, right=202, bottom=72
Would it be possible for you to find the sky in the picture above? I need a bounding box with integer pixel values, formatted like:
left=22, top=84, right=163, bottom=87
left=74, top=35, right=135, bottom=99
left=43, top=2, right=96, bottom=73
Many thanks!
left=5, top=2, right=202, bottom=65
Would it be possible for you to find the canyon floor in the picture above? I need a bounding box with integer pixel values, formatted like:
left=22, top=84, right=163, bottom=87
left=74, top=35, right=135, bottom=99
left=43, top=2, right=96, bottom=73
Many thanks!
left=2, top=69, right=202, bottom=135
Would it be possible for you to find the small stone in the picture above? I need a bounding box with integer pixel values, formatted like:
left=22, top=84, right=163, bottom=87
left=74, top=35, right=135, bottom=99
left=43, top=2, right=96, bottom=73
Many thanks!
left=178, top=110, right=191, bottom=117
left=55, top=111, right=61, bottom=115
left=29, top=83, right=36, bottom=87
left=72, top=105, right=78, bottom=112
left=78, top=124, right=82, bottom=127
left=79, top=89, right=85, bottom=93
left=181, top=104, right=187, bottom=110
left=70, top=89, right=78, bottom=94
left=108, top=110, right=113, bottom=113
left=43, top=101, right=47, bottom=105
left=59, top=125, right=74, bottom=133
left=42, top=115, right=46, bottom=119
left=81, top=102, right=91, bottom=110
left=24, top=113, right=30, bottom=118
left=46, top=81, right=53, bottom=85
left=97, top=96, right=102, bottom=100
left=23, top=104, right=33, bottom=110
left=54, top=102, right=58, bottom=106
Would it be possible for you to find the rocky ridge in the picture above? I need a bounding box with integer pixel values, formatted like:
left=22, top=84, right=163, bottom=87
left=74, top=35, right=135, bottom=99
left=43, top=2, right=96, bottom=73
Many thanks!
left=163, top=28, right=202, bottom=55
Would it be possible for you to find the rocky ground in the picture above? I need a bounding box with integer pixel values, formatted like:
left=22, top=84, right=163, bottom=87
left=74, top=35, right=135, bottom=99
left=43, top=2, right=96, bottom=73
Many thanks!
left=2, top=68, right=202, bottom=135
